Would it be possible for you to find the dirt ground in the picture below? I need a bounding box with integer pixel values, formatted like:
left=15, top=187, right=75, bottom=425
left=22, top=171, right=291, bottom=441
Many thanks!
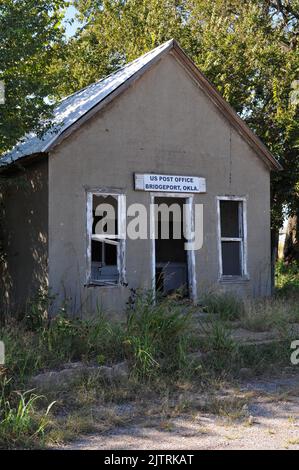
left=60, top=371, right=299, bottom=450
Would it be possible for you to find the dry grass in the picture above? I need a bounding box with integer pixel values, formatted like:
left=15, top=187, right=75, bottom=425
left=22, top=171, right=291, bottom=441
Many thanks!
left=240, top=297, right=299, bottom=332
left=1, top=268, right=299, bottom=448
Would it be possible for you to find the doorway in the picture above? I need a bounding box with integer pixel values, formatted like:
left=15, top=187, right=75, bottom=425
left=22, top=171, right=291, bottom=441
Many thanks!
left=151, top=195, right=196, bottom=300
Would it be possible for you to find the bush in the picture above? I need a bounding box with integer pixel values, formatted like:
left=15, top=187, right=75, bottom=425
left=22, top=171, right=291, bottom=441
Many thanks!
left=276, top=260, right=299, bottom=294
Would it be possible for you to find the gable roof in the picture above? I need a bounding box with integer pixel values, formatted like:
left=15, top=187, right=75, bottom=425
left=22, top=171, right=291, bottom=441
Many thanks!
left=0, top=39, right=281, bottom=170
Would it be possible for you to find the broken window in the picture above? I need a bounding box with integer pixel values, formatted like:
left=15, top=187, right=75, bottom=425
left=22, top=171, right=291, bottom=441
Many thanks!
left=87, top=193, right=126, bottom=285
left=218, top=199, right=247, bottom=277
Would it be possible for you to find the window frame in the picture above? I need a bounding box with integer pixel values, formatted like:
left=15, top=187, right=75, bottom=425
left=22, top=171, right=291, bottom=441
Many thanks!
left=86, top=190, right=126, bottom=287
left=216, top=196, right=248, bottom=281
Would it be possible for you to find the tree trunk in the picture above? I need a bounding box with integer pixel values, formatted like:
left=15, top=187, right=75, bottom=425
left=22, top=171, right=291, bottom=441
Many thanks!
left=283, top=212, right=299, bottom=263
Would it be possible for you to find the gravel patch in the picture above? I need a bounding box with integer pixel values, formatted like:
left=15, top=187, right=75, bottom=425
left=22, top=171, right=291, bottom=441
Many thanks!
left=59, top=372, right=299, bottom=450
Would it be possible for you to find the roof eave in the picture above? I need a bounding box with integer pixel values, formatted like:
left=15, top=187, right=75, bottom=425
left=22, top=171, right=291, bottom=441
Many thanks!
left=0, top=152, right=47, bottom=174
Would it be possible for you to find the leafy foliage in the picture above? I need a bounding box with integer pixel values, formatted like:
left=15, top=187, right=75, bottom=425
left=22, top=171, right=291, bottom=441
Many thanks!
left=54, top=0, right=299, bottom=232
left=1, top=1, right=299, bottom=237
left=0, top=0, right=68, bottom=155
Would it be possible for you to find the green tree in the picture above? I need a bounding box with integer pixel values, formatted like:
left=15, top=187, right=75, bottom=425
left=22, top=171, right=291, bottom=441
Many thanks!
left=10, top=1, right=299, bottom=260
left=53, top=0, right=190, bottom=97
left=186, top=1, right=299, bottom=265
left=0, top=0, right=68, bottom=155
left=57, top=1, right=299, bottom=228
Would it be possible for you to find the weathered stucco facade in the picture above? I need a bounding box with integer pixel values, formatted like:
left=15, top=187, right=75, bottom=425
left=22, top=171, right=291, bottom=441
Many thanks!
left=47, top=53, right=271, bottom=315
left=1, top=42, right=277, bottom=317
left=0, top=159, right=48, bottom=314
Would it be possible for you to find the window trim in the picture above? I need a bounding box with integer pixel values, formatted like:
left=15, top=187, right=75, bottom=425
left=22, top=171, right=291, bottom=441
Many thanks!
left=86, top=190, right=126, bottom=287
left=216, top=196, right=248, bottom=281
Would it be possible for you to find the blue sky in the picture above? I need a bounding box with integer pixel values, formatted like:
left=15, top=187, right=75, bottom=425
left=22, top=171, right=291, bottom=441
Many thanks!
left=63, top=4, right=81, bottom=38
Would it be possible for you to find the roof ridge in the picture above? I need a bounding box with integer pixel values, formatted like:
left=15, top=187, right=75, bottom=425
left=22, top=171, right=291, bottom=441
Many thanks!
left=58, top=39, right=175, bottom=106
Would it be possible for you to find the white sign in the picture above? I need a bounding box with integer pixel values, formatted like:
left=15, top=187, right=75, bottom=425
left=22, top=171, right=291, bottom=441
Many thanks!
left=135, top=173, right=206, bottom=193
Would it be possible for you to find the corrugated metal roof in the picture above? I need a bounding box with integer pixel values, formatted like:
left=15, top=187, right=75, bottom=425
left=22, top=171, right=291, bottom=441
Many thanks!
left=0, top=39, right=174, bottom=166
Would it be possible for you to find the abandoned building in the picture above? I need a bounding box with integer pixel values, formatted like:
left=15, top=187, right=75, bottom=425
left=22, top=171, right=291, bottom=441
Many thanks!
left=0, top=39, right=281, bottom=316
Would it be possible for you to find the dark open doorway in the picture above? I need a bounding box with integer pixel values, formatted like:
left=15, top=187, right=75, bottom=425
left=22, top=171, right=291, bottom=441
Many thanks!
left=154, top=197, right=188, bottom=297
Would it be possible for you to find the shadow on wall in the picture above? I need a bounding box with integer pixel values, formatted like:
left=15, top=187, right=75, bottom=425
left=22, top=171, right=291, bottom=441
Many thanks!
left=0, top=160, right=48, bottom=318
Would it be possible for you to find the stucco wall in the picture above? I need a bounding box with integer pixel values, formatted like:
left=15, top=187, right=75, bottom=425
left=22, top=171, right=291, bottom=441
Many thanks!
left=48, top=52, right=271, bottom=316
left=0, top=159, right=48, bottom=314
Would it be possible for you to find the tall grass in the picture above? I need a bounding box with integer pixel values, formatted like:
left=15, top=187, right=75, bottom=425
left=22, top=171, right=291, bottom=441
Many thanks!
left=236, top=261, right=299, bottom=332
left=1, top=314, right=126, bottom=382
left=0, top=378, right=55, bottom=449
left=200, top=291, right=244, bottom=321
left=42, top=314, right=125, bottom=366
left=241, top=297, right=299, bottom=332
left=0, top=290, right=194, bottom=446
left=126, top=291, right=191, bottom=379
left=196, top=319, right=239, bottom=374
left=1, top=294, right=191, bottom=383
left=1, top=278, right=298, bottom=447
